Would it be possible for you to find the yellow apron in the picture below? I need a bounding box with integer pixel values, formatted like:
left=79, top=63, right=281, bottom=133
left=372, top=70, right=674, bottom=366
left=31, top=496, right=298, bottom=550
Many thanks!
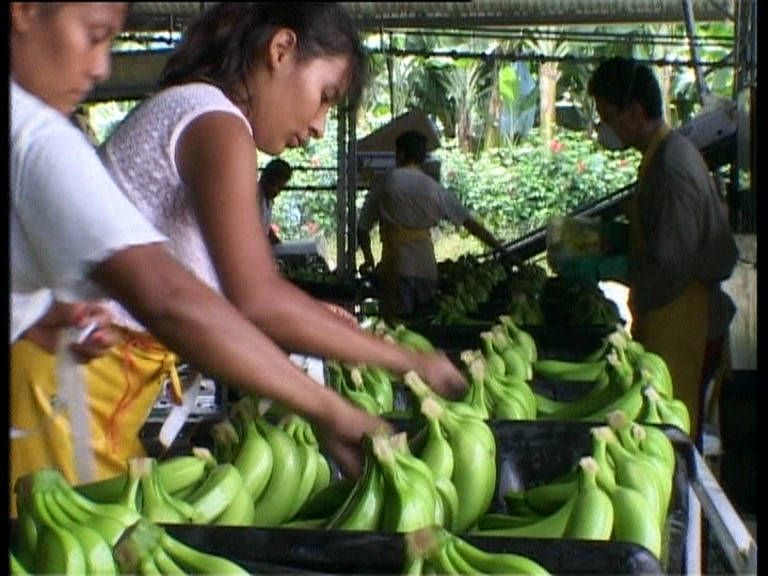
left=628, top=124, right=708, bottom=440
left=379, top=221, right=431, bottom=320
left=10, top=326, right=182, bottom=517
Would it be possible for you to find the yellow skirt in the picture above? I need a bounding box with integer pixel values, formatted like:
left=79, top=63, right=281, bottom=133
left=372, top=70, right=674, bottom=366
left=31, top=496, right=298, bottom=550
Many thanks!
left=9, top=327, right=181, bottom=517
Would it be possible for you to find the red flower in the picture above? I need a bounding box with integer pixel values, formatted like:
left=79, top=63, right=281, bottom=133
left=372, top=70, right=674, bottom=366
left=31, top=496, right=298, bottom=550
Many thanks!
left=311, top=156, right=321, bottom=167
left=306, top=221, right=318, bottom=234
left=549, top=139, right=563, bottom=153
left=577, top=161, right=586, bottom=172
left=619, top=159, right=629, bottom=167
left=270, top=223, right=280, bottom=234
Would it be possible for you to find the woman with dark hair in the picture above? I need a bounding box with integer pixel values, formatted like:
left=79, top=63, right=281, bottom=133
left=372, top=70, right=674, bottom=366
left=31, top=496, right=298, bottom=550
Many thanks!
left=10, top=1, right=391, bottom=515
left=98, top=3, right=466, bottom=410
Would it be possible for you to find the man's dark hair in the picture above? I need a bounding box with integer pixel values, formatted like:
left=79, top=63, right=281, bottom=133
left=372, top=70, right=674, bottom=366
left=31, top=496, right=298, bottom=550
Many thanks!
left=260, top=158, right=293, bottom=187
left=395, top=130, right=428, bottom=164
left=587, top=56, right=663, bottom=120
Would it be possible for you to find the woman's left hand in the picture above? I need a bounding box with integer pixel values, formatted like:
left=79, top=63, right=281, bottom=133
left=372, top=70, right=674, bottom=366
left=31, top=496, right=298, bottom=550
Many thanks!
left=21, top=301, right=118, bottom=362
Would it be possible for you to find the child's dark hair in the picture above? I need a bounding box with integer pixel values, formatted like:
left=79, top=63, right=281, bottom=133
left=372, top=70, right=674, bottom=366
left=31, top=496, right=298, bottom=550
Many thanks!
left=261, top=158, right=293, bottom=186
left=587, top=56, right=663, bottom=120
left=395, top=130, right=428, bottom=164
left=159, top=2, right=369, bottom=106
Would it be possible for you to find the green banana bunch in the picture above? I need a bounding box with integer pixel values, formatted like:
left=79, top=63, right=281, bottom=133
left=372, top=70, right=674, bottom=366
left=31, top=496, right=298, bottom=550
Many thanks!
left=375, top=431, right=441, bottom=532
left=358, top=364, right=395, bottom=413
left=562, top=456, right=614, bottom=540
left=411, top=382, right=497, bottom=534
left=635, top=422, right=677, bottom=474
left=579, top=376, right=645, bottom=423
left=405, top=525, right=551, bottom=575
left=485, top=371, right=538, bottom=420
left=328, top=360, right=382, bottom=414
left=633, top=350, right=674, bottom=399
left=459, top=358, right=492, bottom=419
left=113, top=517, right=248, bottom=575
left=349, top=365, right=388, bottom=414
left=498, top=315, right=539, bottom=364
left=389, top=323, right=436, bottom=353
left=74, top=453, right=208, bottom=504
left=590, top=426, right=663, bottom=558
left=324, top=437, right=385, bottom=531
left=250, top=416, right=304, bottom=527
left=655, top=394, right=692, bottom=434
left=596, top=426, right=667, bottom=532
left=479, top=331, right=507, bottom=378
left=14, top=468, right=142, bottom=574
left=608, top=411, right=673, bottom=527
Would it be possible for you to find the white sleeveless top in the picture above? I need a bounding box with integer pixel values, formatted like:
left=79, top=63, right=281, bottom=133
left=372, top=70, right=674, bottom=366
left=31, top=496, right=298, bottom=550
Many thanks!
left=99, top=83, right=253, bottom=331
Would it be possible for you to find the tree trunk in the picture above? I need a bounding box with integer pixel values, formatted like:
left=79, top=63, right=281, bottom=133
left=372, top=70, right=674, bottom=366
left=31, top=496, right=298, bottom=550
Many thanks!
left=539, top=60, right=561, bottom=144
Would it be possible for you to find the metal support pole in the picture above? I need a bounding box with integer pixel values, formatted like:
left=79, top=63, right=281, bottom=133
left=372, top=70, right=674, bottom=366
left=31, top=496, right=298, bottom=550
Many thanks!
left=345, top=106, right=359, bottom=279
left=681, top=0, right=711, bottom=103
left=336, top=106, right=349, bottom=277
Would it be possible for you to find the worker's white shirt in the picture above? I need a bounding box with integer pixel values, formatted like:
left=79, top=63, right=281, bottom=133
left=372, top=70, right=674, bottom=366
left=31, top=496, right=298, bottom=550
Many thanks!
left=99, top=82, right=252, bottom=331
left=357, top=166, right=470, bottom=280
left=9, top=80, right=167, bottom=342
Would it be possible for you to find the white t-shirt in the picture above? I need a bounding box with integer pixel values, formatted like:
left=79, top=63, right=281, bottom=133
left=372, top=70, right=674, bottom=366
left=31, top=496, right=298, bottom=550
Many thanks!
left=357, top=166, right=470, bottom=280
left=9, top=79, right=167, bottom=342
left=99, top=83, right=253, bottom=331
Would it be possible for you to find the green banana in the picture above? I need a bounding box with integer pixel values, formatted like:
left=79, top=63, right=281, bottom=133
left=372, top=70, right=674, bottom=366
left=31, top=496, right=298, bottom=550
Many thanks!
left=310, top=451, right=332, bottom=498
left=359, top=364, right=395, bottom=413
left=232, top=417, right=274, bottom=502
left=434, top=476, right=461, bottom=532
left=486, top=373, right=537, bottom=419
left=416, top=404, right=455, bottom=482
left=13, top=490, right=39, bottom=571
left=474, top=492, right=577, bottom=538
left=392, top=324, right=435, bottom=352
left=460, top=359, right=492, bottom=419
left=636, top=423, right=677, bottom=474
left=283, top=441, right=320, bottom=523
left=28, top=491, right=87, bottom=575
left=539, top=371, right=618, bottom=421
left=213, top=483, right=255, bottom=526
left=294, top=477, right=355, bottom=522
left=41, top=490, right=118, bottom=575
left=451, top=533, right=552, bottom=574
left=10, top=549, right=29, bottom=576
left=479, top=331, right=507, bottom=377
left=562, top=456, right=614, bottom=541
left=152, top=545, right=187, bottom=575
left=157, top=455, right=209, bottom=496
left=634, top=351, right=674, bottom=399
left=74, top=472, right=130, bottom=504
left=251, top=417, right=304, bottom=526
left=580, top=381, right=644, bottom=423
left=498, top=315, right=539, bottom=364
left=133, top=457, right=195, bottom=524
left=477, top=510, right=545, bottom=530
left=325, top=442, right=384, bottom=531
left=656, top=396, right=692, bottom=434
left=186, top=463, right=244, bottom=524
left=521, top=476, right=579, bottom=515
left=533, top=358, right=607, bottom=382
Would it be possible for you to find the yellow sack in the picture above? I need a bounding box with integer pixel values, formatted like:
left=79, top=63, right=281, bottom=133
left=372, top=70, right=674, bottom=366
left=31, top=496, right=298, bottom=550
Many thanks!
left=9, top=326, right=181, bottom=517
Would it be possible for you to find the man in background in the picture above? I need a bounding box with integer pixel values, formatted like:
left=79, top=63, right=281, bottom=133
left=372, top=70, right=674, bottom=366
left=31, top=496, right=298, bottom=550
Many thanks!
left=259, top=158, right=293, bottom=245
left=357, top=129, right=504, bottom=321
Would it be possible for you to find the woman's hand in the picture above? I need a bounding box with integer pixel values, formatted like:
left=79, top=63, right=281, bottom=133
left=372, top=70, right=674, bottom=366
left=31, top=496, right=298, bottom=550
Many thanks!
left=313, top=398, right=392, bottom=479
left=414, top=350, right=468, bottom=400
left=21, top=301, right=118, bottom=362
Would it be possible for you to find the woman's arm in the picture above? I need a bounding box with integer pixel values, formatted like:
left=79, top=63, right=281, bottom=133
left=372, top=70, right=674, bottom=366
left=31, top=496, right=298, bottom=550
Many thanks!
left=176, top=113, right=467, bottom=398
left=91, top=243, right=387, bottom=478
